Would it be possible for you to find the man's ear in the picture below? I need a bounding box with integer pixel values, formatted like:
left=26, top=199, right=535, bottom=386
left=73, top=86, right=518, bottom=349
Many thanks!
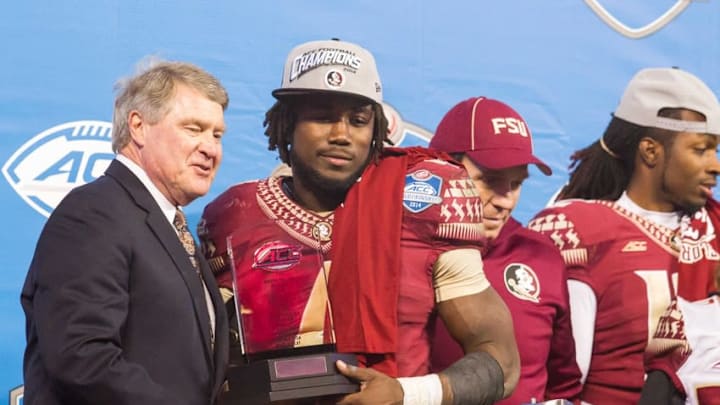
left=637, top=137, right=662, bottom=167
left=128, top=110, right=146, bottom=147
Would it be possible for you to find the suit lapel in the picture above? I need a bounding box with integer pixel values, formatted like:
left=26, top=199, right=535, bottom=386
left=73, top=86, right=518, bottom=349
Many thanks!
left=199, top=256, right=229, bottom=401
left=147, top=211, right=215, bottom=361
left=105, top=160, right=215, bottom=366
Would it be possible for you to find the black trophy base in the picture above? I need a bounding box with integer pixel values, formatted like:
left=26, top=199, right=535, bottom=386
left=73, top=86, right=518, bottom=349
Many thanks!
left=221, top=350, right=359, bottom=404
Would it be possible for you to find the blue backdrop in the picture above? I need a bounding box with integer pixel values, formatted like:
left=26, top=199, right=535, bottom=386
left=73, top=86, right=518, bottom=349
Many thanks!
left=2, top=1, right=718, bottom=402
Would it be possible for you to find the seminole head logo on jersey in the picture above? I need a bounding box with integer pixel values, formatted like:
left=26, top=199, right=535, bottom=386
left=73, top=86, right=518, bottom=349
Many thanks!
left=504, top=263, right=540, bottom=303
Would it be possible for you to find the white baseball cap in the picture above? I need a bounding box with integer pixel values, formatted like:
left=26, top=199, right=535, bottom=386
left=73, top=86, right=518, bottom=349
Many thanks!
left=272, top=39, right=383, bottom=104
left=614, top=67, right=720, bottom=135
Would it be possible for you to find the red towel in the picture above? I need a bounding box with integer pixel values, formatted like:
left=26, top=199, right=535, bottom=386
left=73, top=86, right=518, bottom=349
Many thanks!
left=328, top=147, right=452, bottom=376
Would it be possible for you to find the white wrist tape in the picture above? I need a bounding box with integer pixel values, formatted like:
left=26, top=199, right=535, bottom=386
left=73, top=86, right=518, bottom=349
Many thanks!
left=397, top=373, right=443, bottom=405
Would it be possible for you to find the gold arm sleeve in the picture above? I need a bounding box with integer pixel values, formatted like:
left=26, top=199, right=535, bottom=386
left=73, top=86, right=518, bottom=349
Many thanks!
left=433, top=248, right=490, bottom=302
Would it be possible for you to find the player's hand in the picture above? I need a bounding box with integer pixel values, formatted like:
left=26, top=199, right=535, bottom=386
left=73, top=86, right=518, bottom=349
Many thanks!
left=334, top=360, right=403, bottom=405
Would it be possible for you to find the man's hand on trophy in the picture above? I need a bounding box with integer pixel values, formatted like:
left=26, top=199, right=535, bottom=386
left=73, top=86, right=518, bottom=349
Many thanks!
left=333, top=360, right=403, bottom=405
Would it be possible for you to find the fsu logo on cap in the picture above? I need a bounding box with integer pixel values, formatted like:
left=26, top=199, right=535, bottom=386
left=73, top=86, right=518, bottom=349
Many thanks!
left=325, top=69, right=344, bottom=89
left=504, top=263, right=540, bottom=303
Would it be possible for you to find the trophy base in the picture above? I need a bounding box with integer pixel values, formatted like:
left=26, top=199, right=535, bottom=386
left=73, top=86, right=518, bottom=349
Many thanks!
left=221, top=350, right=360, bottom=404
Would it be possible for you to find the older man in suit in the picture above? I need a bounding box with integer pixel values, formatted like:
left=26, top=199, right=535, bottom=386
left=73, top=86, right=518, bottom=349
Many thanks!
left=21, top=59, right=230, bottom=405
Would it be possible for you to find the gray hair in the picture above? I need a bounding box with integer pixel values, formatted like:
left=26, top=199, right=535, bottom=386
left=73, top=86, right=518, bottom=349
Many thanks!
left=111, top=57, right=229, bottom=152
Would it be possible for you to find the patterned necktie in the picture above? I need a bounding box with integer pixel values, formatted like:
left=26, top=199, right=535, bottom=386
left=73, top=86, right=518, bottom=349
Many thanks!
left=174, top=209, right=215, bottom=348
left=174, top=209, right=199, bottom=271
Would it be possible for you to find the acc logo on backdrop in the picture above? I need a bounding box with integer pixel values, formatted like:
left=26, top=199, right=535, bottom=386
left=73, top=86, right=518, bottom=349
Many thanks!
left=584, top=0, right=695, bottom=39
left=2, top=121, right=114, bottom=217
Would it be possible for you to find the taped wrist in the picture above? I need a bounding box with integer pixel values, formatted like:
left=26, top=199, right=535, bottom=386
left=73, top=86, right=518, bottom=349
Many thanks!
left=442, top=351, right=504, bottom=405
left=397, top=374, right=443, bottom=405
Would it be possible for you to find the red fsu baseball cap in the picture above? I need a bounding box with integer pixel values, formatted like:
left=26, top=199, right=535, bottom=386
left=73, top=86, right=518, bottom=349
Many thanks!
left=430, top=97, right=552, bottom=175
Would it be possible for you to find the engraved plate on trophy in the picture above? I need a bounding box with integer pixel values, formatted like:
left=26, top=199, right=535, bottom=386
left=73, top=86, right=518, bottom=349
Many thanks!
left=221, top=232, right=359, bottom=404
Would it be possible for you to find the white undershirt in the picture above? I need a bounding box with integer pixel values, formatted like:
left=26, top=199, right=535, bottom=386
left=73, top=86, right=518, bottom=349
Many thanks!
left=615, top=192, right=681, bottom=230
left=115, top=155, right=216, bottom=341
left=570, top=192, right=681, bottom=384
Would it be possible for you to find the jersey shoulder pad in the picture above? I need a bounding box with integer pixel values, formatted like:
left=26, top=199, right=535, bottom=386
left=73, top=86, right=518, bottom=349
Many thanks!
left=528, top=199, right=619, bottom=266
left=403, top=159, right=484, bottom=244
left=528, top=199, right=619, bottom=241
left=202, top=180, right=258, bottom=220
left=494, top=221, right=566, bottom=274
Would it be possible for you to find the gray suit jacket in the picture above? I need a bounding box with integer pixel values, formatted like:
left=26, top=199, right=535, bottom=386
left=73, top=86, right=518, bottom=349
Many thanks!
left=22, top=159, right=229, bottom=405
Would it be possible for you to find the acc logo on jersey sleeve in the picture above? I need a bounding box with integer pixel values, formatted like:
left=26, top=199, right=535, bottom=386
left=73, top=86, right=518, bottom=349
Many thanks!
left=403, top=169, right=443, bottom=213
left=504, top=263, right=540, bottom=303
left=2, top=121, right=114, bottom=217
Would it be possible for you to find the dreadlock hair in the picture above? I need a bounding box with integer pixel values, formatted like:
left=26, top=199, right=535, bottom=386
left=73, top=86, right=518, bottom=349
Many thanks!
left=558, top=108, right=684, bottom=201
left=263, top=99, right=388, bottom=166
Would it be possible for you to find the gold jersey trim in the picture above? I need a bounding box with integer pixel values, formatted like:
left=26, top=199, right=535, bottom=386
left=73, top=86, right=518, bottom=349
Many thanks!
left=256, top=176, right=334, bottom=254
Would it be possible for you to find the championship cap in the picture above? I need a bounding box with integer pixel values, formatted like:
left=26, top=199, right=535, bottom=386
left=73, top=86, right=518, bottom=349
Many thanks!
left=614, top=67, right=720, bottom=135
left=431, top=97, right=551, bottom=175
left=272, top=38, right=382, bottom=104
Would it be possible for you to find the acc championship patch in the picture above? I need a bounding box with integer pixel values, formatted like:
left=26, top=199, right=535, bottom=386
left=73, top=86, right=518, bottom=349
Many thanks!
left=403, top=169, right=442, bottom=213
left=504, top=263, right=540, bottom=303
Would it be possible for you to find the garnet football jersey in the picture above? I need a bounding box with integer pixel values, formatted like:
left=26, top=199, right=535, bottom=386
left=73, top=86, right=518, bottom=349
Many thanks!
left=674, top=297, right=720, bottom=405
left=431, top=217, right=581, bottom=404
left=529, top=199, right=682, bottom=404
left=199, top=157, right=487, bottom=376
left=645, top=296, right=720, bottom=405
